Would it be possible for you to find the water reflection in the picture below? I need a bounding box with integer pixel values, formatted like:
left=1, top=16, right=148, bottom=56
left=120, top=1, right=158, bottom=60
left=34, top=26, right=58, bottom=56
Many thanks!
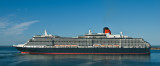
left=17, top=54, right=150, bottom=62
left=10, top=53, right=152, bottom=66
left=1, top=47, right=158, bottom=66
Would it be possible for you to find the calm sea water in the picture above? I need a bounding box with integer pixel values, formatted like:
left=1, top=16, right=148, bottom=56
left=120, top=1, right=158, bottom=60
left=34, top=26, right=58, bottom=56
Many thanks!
left=0, top=47, right=160, bottom=66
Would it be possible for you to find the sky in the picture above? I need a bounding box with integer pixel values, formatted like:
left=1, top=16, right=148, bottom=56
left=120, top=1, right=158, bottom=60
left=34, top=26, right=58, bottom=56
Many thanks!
left=0, top=0, right=160, bottom=46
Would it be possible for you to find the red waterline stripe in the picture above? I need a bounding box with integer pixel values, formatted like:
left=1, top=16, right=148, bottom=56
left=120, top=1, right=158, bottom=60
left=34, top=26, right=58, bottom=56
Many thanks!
left=21, top=52, right=150, bottom=54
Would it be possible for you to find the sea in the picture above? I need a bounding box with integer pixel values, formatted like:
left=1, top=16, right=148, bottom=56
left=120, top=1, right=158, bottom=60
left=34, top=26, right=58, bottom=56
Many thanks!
left=0, top=46, right=160, bottom=66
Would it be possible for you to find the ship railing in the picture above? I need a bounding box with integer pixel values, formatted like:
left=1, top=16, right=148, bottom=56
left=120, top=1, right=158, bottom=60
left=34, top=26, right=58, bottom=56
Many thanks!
left=13, top=44, right=25, bottom=47
left=23, top=46, right=54, bottom=48
left=122, top=46, right=147, bottom=48
left=13, top=45, right=17, bottom=47
left=21, top=45, right=148, bottom=48
left=21, top=46, right=120, bottom=48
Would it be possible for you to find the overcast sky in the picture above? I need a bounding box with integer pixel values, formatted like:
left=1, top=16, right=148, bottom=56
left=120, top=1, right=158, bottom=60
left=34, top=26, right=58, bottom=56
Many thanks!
left=0, top=0, right=160, bottom=46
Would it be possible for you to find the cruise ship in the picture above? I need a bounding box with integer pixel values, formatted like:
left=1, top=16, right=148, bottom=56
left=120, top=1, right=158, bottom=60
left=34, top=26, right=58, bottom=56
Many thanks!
left=13, top=27, right=151, bottom=54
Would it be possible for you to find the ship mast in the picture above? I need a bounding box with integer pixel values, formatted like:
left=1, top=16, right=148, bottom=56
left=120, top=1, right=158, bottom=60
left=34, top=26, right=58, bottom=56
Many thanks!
left=88, top=29, right=92, bottom=34
left=44, top=29, right=48, bottom=36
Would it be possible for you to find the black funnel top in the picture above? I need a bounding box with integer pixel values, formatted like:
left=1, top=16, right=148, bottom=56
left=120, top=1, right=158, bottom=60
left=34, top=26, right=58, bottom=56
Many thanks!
left=103, top=27, right=110, bottom=33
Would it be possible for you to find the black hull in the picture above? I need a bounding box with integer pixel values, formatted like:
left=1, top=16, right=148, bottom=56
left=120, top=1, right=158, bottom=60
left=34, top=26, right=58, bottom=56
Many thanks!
left=14, top=47, right=150, bottom=54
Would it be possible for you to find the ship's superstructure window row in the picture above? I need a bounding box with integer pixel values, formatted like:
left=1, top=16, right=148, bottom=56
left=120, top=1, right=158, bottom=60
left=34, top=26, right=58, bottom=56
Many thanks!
left=24, top=37, right=150, bottom=48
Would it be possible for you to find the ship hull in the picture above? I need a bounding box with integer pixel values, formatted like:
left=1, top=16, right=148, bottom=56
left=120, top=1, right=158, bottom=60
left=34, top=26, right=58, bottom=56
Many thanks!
left=15, top=47, right=150, bottom=54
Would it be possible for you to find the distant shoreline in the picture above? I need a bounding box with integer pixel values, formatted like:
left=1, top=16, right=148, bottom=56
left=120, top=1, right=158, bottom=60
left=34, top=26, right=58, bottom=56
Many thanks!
left=151, top=48, right=160, bottom=50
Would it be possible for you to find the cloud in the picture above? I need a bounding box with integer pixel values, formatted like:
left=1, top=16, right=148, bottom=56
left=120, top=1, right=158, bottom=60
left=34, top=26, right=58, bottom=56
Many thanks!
left=0, top=15, right=39, bottom=45
left=0, top=22, right=9, bottom=28
left=4, top=20, right=39, bottom=35
left=0, top=17, right=10, bottom=28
